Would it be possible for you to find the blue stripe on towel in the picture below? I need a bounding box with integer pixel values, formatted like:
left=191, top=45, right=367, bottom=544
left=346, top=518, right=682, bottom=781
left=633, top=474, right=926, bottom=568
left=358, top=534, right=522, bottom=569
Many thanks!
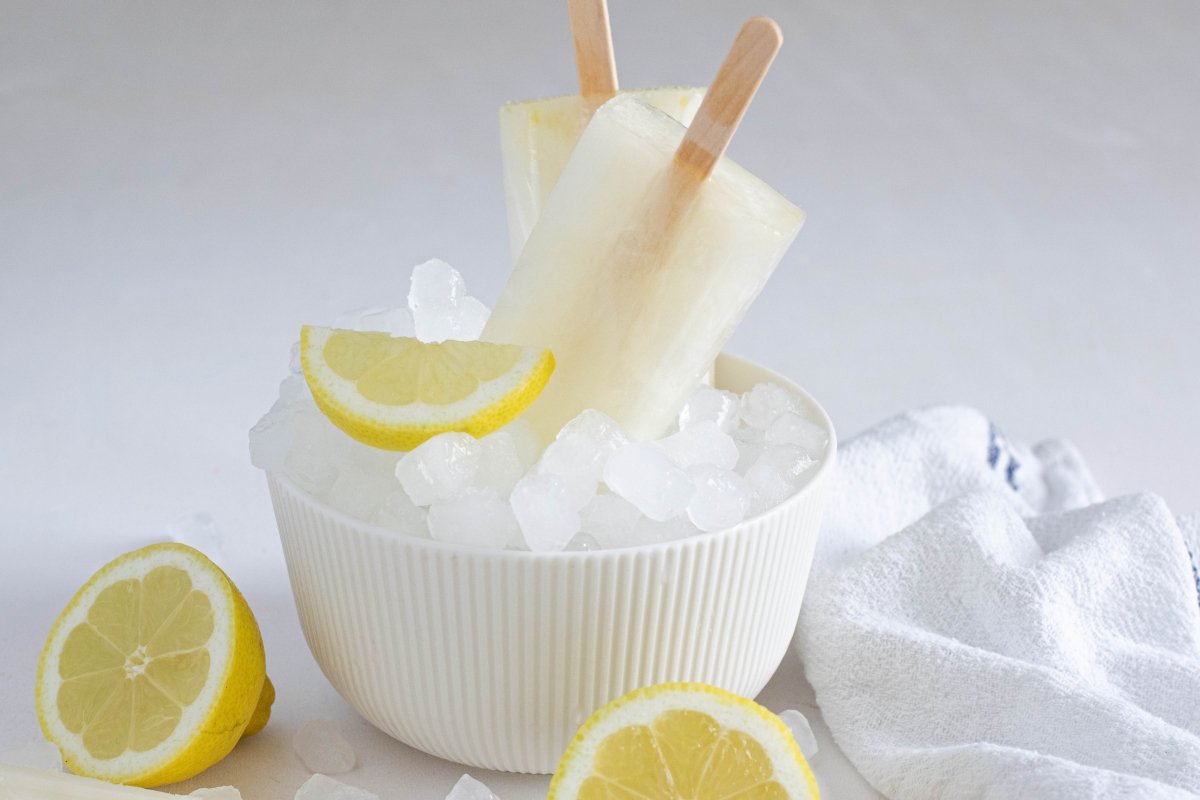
left=987, top=422, right=1021, bottom=492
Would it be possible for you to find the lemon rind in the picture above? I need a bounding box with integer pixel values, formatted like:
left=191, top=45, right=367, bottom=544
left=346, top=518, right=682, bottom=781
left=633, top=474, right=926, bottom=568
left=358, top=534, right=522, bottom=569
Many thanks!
left=301, top=326, right=555, bottom=451
left=548, top=682, right=820, bottom=799
left=35, top=543, right=266, bottom=788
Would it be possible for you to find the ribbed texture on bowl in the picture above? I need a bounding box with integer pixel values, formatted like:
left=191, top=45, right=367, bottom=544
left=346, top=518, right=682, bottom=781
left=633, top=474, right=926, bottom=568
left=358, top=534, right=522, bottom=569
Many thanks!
left=269, top=354, right=833, bottom=773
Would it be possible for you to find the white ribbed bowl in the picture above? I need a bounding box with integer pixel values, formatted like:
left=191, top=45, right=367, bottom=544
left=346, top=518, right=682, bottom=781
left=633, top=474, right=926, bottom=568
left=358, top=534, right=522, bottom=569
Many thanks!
left=269, top=354, right=835, bottom=774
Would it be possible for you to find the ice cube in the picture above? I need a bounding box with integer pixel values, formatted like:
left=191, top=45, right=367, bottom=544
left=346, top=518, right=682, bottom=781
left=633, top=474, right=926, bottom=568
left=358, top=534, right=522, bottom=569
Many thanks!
left=190, top=788, right=244, bottom=799
left=686, top=466, right=752, bottom=532
left=510, top=473, right=584, bottom=551
left=166, top=512, right=223, bottom=557
left=279, top=375, right=309, bottom=404
left=476, top=429, right=528, bottom=495
left=284, top=449, right=339, bottom=498
left=455, top=296, right=491, bottom=340
left=502, top=418, right=544, bottom=470
left=395, top=433, right=481, bottom=506
left=334, top=306, right=388, bottom=331
left=580, top=493, right=644, bottom=549
left=409, top=258, right=466, bottom=308
left=414, top=301, right=464, bottom=343
left=678, top=387, right=740, bottom=432
left=746, top=444, right=816, bottom=510
left=357, top=307, right=416, bottom=338
left=293, top=720, right=356, bottom=775
left=739, top=383, right=801, bottom=430
left=538, top=410, right=629, bottom=489
left=733, top=436, right=765, bottom=474
left=429, top=488, right=521, bottom=549
left=371, top=491, right=428, bottom=538
left=564, top=531, right=600, bottom=551
left=326, top=465, right=395, bottom=522
left=249, top=409, right=296, bottom=473
left=289, top=341, right=303, bottom=374
left=445, top=774, right=500, bottom=800
left=0, top=740, right=63, bottom=771
left=659, top=420, right=739, bottom=471
left=410, top=260, right=469, bottom=343
left=294, top=774, right=378, bottom=800
left=603, top=442, right=694, bottom=522
left=765, top=412, right=828, bottom=457
left=635, top=514, right=701, bottom=544
left=778, top=709, right=819, bottom=758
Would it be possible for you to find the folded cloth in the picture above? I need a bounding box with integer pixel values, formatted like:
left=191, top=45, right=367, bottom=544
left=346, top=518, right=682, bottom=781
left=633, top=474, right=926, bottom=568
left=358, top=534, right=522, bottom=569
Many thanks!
left=798, top=406, right=1200, bottom=799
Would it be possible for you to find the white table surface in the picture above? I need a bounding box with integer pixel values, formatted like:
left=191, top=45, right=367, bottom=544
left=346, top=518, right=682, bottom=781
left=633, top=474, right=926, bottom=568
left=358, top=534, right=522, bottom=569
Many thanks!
left=1, top=1, right=1196, bottom=798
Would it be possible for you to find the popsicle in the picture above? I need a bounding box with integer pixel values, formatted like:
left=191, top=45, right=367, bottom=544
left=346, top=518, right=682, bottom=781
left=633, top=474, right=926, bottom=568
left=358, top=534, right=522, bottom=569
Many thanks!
left=499, top=0, right=704, bottom=260
left=484, top=18, right=803, bottom=442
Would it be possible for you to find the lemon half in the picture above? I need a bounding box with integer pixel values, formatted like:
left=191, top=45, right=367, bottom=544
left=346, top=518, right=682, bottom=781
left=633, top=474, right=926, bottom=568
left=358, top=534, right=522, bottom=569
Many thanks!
left=550, top=683, right=819, bottom=799
left=300, top=326, right=554, bottom=451
left=35, top=543, right=269, bottom=787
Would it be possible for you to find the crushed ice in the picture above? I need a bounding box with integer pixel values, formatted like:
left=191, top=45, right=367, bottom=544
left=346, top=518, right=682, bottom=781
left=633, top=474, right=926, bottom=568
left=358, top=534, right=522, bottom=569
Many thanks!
left=778, top=708, right=819, bottom=759
left=293, top=719, right=356, bottom=775
left=294, top=774, right=377, bottom=800
left=445, top=774, right=501, bottom=800
left=250, top=260, right=828, bottom=552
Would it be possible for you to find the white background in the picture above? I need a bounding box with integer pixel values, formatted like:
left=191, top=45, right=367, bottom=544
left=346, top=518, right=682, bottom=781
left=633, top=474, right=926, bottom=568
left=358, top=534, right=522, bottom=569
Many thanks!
left=1, top=1, right=1196, bottom=798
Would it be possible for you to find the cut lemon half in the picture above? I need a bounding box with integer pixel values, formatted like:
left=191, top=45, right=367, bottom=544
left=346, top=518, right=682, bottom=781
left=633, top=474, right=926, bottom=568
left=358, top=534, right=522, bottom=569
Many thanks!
left=300, top=326, right=555, bottom=451
left=550, top=683, right=819, bottom=800
left=35, top=543, right=269, bottom=788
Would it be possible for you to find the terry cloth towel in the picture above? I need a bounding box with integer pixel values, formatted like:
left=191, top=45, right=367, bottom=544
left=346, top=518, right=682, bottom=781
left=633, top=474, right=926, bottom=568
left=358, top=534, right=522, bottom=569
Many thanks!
left=797, top=406, right=1200, bottom=799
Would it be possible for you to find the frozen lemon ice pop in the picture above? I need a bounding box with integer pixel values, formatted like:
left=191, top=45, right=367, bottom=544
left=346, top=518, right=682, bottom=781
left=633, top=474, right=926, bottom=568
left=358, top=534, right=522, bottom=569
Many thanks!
left=500, top=0, right=704, bottom=259
left=485, top=18, right=803, bottom=442
left=500, top=88, right=703, bottom=260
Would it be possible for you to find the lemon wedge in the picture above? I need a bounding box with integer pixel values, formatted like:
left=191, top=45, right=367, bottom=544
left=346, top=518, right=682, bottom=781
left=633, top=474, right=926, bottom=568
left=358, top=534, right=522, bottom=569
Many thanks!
left=35, top=543, right=270, bottom=788
left=300, top=326, right=554, bottom=451
left=549, top=683, right=819, bottom=800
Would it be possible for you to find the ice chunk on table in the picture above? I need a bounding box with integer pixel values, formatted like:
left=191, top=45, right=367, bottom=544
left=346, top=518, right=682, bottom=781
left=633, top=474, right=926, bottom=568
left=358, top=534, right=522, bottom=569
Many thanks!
left=445, top=774, right=501, bottom=800
left=778, top=709, right=819, bottom=758
left=293, top=719, right=355, bottom=775
left=603, top=442, right=694, bottom=522
left=295, top=774, right=378, bottom=800
left=191, top=788, right=244, bottom=799
left=499, top=88, right=704, bottom=260
left=485, top=95, right=804, bottom=441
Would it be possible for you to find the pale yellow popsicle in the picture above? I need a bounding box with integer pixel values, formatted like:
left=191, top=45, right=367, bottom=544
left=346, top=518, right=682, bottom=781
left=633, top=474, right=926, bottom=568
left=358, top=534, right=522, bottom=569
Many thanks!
left=484, top=94, right=804, bottom=441
left=499, top=87, right=705, bottom=260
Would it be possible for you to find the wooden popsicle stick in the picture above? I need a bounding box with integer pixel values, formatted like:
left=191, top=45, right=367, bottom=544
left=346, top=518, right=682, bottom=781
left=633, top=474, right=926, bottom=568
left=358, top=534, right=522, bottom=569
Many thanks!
left=568, top=0, right=619, bottom=102
left=675, top=17, right=782, bottom=180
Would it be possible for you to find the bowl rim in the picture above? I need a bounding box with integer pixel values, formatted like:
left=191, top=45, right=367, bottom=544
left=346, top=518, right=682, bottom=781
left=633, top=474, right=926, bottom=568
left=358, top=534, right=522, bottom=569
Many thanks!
left=269, top=352, right=837, bottom=563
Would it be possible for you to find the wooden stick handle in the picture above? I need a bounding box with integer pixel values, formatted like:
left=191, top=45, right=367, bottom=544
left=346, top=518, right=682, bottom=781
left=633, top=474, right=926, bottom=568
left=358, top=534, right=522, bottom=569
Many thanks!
left=568, top=0, right=619, bottom=101
left=675, top=17, right=782, bottom=179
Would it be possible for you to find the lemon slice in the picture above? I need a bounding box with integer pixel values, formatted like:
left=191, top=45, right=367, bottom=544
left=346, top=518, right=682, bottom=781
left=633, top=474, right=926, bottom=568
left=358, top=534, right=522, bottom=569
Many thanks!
left=550, top=683, right=819, bottom=800
left=301, top=326, right=555, bottom=451
left=35, top=543, right=269, bottom=788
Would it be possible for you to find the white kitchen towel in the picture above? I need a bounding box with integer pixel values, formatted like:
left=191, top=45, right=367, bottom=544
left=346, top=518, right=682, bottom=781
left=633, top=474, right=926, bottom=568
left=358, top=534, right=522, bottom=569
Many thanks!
left=798, top=407, right=1200, bottom=799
